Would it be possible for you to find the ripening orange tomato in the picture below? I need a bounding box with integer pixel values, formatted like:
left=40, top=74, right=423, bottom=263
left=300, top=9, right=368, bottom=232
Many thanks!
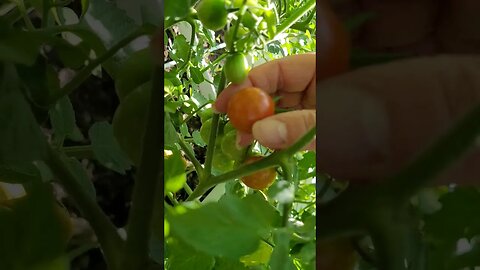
left=226, top=87, right=274, bottom=133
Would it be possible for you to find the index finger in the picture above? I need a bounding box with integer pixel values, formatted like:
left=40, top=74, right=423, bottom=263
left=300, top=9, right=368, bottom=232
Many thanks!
left=214, top=53, right=316, bottom=113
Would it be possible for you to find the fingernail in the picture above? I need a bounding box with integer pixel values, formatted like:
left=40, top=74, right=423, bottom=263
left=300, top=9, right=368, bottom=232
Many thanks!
left=252, top=119, right=288, bottom=148
left=318, top=87, right=390, bottom=162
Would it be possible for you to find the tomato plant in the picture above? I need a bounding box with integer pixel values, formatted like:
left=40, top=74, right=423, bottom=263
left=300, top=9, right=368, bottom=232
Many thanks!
left=165, top=0, right=316, bottom=269
left=0, top=0, right=163, bottom=269
left=227, top=87, right=275, bottom=133
left=112, top=83, right=151, bottom=165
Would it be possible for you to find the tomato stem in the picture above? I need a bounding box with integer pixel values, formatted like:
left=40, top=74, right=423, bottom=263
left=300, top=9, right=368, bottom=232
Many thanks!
left=121, top=62, right=164, bottom=269
left=203, top=72, right=226, bottom=177
left=178, top=136, right=204, bottom=177
left=57, top=27, right=148, bottom=102
left=46, top=146, right=124, bottom=270
left=273, top=0, right=315, bottom=40
left=187, top=126, right=315, bottom=200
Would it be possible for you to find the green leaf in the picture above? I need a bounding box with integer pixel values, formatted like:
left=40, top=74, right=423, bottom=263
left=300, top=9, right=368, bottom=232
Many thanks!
left=17, top=56, right=61, bottom=108
left=49, top=96, right=76, bottom=145
left=0, top=164, right=40, bottom=184
left=165, top=237, right=216, bottom=270
left=81, top=0, right=90, bottom=17
left=168, top=196, right=272, bottom=259
left=242, top=193, right=281, bottom=228
left=192, top=130, right=206, bottom=147
left=214, top=257, right=248, bottom=270
left=0, top=182, right=69, bottom=269
left=80, top=0, right=141, bottom=69
left=164, top=147, right=186, bottom=194
left=190, top=67, right=204, bottom=84
left=0, top=30, right=45, bottom=65
left=89, top=121, right=132, bottom=174
left=0, top=64, right=48, bottom=169
left=170, top=35, right=190, bottom=68
left=424, top=188, right=480, bottom=240
left=165, top=0, right=192, bottom=20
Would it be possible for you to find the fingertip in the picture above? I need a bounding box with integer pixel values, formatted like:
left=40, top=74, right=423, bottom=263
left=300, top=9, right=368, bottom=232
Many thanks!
left=237, top=132, right=253, bottom=148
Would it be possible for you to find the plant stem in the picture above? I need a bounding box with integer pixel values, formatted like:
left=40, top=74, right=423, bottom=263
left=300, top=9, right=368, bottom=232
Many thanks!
left=121, top=65, right=163, bottom=270
left=187, top=127, right=316, bottom=200
left=56, top=28, right=147, bottom=101
left=46, top=146, right=123, bottom=270
left=63, top=145, right=94, bottom=159
left=274, top=0, right=315, bottom=39
left=177, top=136, right=204, bottom=176
left=203, top=72, right=226, bottom=177
left=387, top=104, right=480, bottom=200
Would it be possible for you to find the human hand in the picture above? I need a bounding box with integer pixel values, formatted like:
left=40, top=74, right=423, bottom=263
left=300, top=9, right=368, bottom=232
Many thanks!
left=214, top=53, right=317, bottom=151
left=318, top=55, right=480, bottom=185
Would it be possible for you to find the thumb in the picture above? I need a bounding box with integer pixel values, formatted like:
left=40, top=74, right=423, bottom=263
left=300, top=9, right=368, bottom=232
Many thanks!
left=251, top=110, right=316, bottom=150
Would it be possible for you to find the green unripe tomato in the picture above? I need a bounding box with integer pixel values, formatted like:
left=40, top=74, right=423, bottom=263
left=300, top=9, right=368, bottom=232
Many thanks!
left=212, top=149, right=235, bottom=172
left=115, top=48, right=153, bottom=101
left=221, top=130, right=246, bottom=161
left=224, top=53, right=250, bottom=84
left=112, top=82, right=151, bottom=165
left=200, top=118, right=213, bottom=143
left=223, top=121, right=235, bottom=134
left=196, top=0, right=228, bottom=31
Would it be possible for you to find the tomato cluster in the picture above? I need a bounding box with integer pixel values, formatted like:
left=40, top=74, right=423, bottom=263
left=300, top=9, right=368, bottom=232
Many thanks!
left=195, top=0, right=281, bottom=84
left=199, top=112, right=246, bottom=172
left=199, top=109, right=277, bottom=189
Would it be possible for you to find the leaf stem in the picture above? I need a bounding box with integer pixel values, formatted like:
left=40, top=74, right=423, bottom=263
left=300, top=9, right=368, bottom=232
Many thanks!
left=46, top=146, right=123, bottom=270
left=56, top=28, right=148, bottom=101
left=177, top=136, right=204, bottom=176
left=273, top=0, right=315, bottom=39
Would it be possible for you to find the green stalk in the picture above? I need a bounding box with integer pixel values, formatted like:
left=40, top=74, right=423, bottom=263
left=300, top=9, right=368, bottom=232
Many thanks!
left=203, top=73, right=227, bottom=177
left=387, top=104, right=480, bottom=200
left=63, top=145, right=94, bottom=159
left=121, top=64, right=164, bottom=270
left=46, top=146, right=123, bottom=270
left=273, top=0, right=315, bottom=39
left=57, top=28, right=147, bottom=100
left=188, top=127, right=316, bottom=200
left=177, top=136, right=204, bottom=176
